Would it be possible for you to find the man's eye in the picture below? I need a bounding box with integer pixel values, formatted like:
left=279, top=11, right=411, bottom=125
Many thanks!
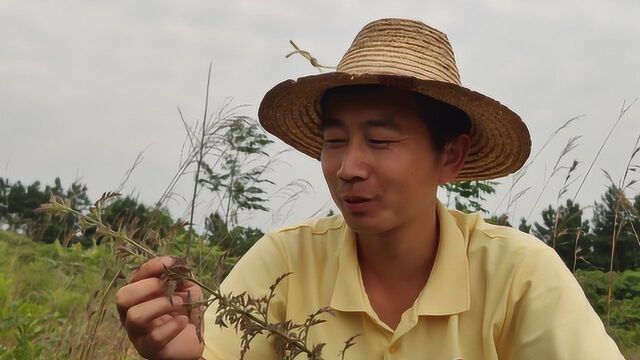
left=368, top=139, right=395, bottom=147
left=324, top=138, right=345, bottom=145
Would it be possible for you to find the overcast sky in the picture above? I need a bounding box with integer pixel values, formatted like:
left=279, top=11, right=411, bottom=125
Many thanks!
left=1, top=0, right=639, bottom=230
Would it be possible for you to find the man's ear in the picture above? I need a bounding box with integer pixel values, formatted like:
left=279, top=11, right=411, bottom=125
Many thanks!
left=438, top=134, right=471, bottom=184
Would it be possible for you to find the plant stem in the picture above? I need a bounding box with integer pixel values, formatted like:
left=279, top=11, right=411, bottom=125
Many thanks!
left=572, top=229, right=582, bottom=273
left=61, top=206, right=157, bottom=258
left=606, top=195, right=622, bottom=328
left=183, top=275, right=316, bottom=358
left=188, top=62, right=213, bottom=258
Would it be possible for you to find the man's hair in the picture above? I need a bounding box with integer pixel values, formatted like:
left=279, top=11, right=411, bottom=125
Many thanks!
left=319, top=84, right=472, bottom=152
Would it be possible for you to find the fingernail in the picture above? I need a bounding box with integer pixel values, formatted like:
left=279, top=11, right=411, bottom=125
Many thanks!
left=172, top=296, right=184, bottom=306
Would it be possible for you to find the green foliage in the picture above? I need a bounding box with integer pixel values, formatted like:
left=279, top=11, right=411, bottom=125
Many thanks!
left=518, top=217, right=532, bottom=233
left=0, top=292, right=58, bottom=360
left=577, top=270, right=640, bottom=354
left=0, top=177, right=90, bottom=244
left=443, top=180, right=497, bottom=214
left=204, top=212, right=264, bottom=258
left=587, top=186, right=640, bottom=271
left=164, top=230, right=234, bottom=287
left=0, top=225, right=234, bottom=360
left=532, top=199, right=591, bottom=270
left=99, top=196, right=175, bottom=247
left=0, top=232, right=123, bottom=359
left=199, top=117, right=275, bottom=227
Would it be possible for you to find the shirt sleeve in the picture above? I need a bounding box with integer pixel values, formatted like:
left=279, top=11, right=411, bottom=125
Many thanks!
left=202, top=233, right=289, bottom=360
left=498, top=246, right=624, bottom=359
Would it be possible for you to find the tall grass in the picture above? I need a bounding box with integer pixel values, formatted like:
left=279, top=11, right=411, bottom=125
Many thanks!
left=602, top=99, right=640, bottom=328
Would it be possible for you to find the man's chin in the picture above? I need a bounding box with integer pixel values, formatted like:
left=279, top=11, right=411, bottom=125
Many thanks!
left=341, top=212, right=389, bottom=233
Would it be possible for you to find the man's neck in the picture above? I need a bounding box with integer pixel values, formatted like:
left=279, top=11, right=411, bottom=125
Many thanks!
left=356, top=203, right=439, bottom=289
left=354, top=203, right=440, bottom=329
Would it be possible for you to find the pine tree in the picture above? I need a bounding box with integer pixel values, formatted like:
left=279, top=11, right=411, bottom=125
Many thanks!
left=532, top=199, right=590, bottom=270
left=588, top=186, right=640, bottom=271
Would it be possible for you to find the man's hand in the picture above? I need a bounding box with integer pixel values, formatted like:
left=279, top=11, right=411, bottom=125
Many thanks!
left=116, top=256, right=205, bottom=360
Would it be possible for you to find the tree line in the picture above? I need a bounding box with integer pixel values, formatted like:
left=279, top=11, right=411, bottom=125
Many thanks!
left=0, top=177, right=263, bottom=258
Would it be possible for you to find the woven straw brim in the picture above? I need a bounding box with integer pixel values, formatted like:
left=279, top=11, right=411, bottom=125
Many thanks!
left=258, top=72, right=531, bottom=181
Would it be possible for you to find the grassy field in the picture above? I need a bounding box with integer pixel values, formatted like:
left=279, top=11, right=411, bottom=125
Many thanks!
left=0, top=231, right=132, bottom=359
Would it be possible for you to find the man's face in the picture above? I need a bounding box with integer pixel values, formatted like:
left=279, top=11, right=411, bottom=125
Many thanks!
left=320, top=88, right=452, bottom=234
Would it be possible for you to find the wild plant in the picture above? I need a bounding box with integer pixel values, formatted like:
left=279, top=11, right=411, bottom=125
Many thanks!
left=36, top=192, right=358, bottom=359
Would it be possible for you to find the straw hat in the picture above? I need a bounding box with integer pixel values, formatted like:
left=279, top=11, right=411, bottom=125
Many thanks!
left=258, top=18, right=531, bottom=180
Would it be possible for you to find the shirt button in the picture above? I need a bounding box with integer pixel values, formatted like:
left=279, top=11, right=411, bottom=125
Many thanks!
left=389, top=343, right=399, bottom=353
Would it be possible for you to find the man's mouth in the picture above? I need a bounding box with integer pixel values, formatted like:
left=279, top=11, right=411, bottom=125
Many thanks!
left=342, top=195, right=372, bottom=204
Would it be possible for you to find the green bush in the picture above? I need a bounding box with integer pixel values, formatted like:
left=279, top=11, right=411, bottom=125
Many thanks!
left=0, top=228, right=231, bottom=360
left=0, top=232, right=123, bottom=359
left=577, top=270, right=640, bottom=355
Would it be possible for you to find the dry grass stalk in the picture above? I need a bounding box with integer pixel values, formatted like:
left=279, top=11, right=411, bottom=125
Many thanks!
left=526, top=136, right=581, bottom=223
left=78, top=268, right=124, bottom=360
left=493, top=116, right=581, bottom=217
left=602, top=183, right=640, bottom=328
left=187, top=62, right=214, bottom=258
left=572, top=99, right=638, bottom=202
left=157, top=95, right=241, bottom=209
left=572, top=228, right=582, bottom=273
left=550, top=159, right=580, bottom=250
left=116, top=150, right=145, bottom=193
left=600, top=98, right=640, bottom=328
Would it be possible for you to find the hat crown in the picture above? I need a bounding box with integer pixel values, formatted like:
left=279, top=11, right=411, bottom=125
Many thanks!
left=337, top=18, right=461, bottom=85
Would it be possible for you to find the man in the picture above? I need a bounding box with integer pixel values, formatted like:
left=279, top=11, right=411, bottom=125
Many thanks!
left=116, top=18, right=623, bottom=359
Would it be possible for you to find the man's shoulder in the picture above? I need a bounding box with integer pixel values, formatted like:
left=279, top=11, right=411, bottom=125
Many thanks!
left=263, top=215, right=347, bottom=252
left=268, top=214, right=346, bottom=236
left=447, top=208, right=552, bottom=260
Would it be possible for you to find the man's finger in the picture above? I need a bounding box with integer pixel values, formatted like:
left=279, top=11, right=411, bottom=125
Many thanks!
left=149, top=314, right=175, bottom=328
left=136, top=316, right=189, bottom=359
left=129, top=256, right=177, bottom=283
left=154, top=322, right=204, bottom=360
left=116, top=277, right=166, bottom=323
left=125, top=296, right=186, bottom=335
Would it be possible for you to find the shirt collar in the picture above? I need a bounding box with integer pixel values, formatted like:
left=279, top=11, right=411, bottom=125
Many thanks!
left=329, top=201, right=471, bottom=316
left=329, top=225, right=369, bottom=312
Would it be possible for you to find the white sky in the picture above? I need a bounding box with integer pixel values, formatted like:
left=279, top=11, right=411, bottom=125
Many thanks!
left=1, top=0, right=639, bottom=230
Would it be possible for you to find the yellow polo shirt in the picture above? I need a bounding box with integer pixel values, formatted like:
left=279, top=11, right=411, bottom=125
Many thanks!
left=202, top=202, right=623, bottom=359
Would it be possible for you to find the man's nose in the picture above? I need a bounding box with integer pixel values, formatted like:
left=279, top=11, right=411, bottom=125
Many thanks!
left=337, top=142, right=370, bottom=182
